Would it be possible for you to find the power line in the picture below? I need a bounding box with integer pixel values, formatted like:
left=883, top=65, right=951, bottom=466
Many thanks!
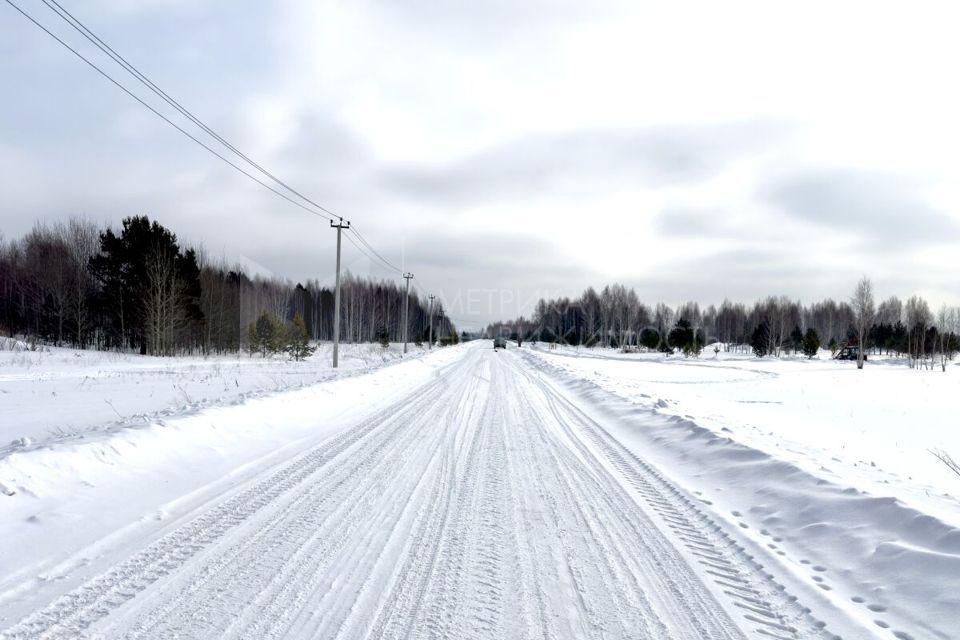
left=2, top=0, right=335, bottom=222
left=349, top=225, right=402, bottom=274
left=9, top=0, right=417, bottom=302
left=409, top=278, right=464, bottom=331
left=410, top=278, right=428, bottom=299
left=342, top=230, right=379, bottom=265
left=341, top=228, right=407, bottom=280
left=37, top=0, right=339, bottom=222
left=412, top=275, right=439, bottom=300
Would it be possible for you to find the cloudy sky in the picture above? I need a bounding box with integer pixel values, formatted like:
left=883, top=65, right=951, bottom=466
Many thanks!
left=3, top=0, right=959, bottom=328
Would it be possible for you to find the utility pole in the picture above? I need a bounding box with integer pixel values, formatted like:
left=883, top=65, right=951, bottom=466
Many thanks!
left=438, top=308, right=445, bottom=345
left=402, top=272, right=413, bottom=354
left=331, top=218, right=350, bottom=368
left=428, top=294, right=435, bottom=350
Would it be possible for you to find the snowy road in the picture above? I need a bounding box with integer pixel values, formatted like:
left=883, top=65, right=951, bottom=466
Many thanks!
left=2, top=344, right=827, bottom=639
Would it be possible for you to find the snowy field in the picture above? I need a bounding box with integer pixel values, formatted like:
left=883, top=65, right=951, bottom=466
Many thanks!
left=0, top=340, right=957, bottom=639
left=526, top=344, right=960, bottom=523
left=0, top=338, right=429, bottom=453
left=524, top=344, right=960, bottom=638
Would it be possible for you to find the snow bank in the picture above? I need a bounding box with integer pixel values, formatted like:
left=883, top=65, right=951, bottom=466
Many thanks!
left=527, top=344, right=960, bottom=524
left=523, top=346, right=960, bottom=639
left=0, top=345, right=466, bottom=623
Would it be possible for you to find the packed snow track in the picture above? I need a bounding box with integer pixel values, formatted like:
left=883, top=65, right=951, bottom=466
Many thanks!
left=1, top=344, right=830, bottom=639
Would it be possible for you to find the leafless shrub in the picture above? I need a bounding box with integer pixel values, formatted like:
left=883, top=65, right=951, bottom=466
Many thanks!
left=931, top=449, right=960, bottom=478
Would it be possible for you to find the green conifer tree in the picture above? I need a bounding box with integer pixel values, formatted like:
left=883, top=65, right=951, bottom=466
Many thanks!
left=802, top=328, right=821, bottom=359
left=285, top=314, right=315, bottom=361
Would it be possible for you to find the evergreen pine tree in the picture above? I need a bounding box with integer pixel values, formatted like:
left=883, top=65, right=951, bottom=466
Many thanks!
left=285, top=314, right=315, bottom=361
left=640, top=328, right=660, bottom=351
left=802, top=328, right=821, bottom=359
left=668, top=319, right=691, bottom=354
left=269, top=316, right=285, bottom=354
left=751, top=322, right=770, bottom=358
left=250, top=311, right=280, bottom=357
left=789, top=325, right=804, bottom=354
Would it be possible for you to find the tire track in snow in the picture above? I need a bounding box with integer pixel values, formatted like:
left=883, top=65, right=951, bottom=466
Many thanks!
left=1, top=344, right=828, bottom=640
left=126, top=354, right=484, bottom=640
left=506, top=357, right=716, bottom=639
left=0, top=361, right=458, bottom=640
left=122, top=367, right=450, bottom=639
left=357, top=359, right=492, bottom=640
left=409, top=361, right=511, bottom=640
left=519, top=348, right=834, bottom=640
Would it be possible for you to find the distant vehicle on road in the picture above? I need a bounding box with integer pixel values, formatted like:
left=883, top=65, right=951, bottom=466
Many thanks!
left=493, top=337, right=506, bottom=349
left=834, top=344, right=866, bottom=361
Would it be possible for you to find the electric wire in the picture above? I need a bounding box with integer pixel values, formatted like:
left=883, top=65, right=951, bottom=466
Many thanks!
left=8, top=0, right=420, bottom=293
left=2, top=0, right=337, bottom=222
left=348, top=227, right=402, bottom=274
left=342, top=231, right=380, bottom=266
left=349, top=226, right=402, bottom=274
left=37, top=0, right=338, bottom=222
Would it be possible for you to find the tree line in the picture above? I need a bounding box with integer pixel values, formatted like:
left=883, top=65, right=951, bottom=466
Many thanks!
left=484, top=280, right=960, bottom=369
left=0, top=215, right=454, bottom=356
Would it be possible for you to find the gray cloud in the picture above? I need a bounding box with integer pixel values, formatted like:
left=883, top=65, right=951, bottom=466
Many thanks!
left=402, top=232, right=587, bottom=278
left=653, top=206, right=731, bottom=238
left=627, top=248, right=813, bottom=303
left=5, top=0, right=960, bottom=331
left=395, top=232, right=602, bottom=325
left=384, top=120, right=792, bottom=205
left=763, top=168, right=959, bottom=244
left=370, top=0, right=607, bottom=47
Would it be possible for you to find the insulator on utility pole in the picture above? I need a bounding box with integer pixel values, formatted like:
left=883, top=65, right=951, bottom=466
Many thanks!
left=330, top=218, right=350, bottom=368
left=402, top=272, right=413, bottom=354
left=428, top=294, right=436, bottom=350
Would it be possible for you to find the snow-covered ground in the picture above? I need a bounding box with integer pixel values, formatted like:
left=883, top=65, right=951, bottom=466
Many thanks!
left=525, top=344, right=960, bottom=524
left=0, top=344, right=465, bottom=630
left=524, top=343, right=960, bottom=639
left=1, top=340, right=957, bottom=639
left=0, top=339, right=429, bottom=453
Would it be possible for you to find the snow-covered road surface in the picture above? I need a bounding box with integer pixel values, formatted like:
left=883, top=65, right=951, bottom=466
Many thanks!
left=3, top=344, right=851, bottom=639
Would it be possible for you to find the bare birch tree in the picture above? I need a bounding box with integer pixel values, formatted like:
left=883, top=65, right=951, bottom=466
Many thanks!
left=144, top=246, right=185, bottom=356
left=936, top=305, right=958, bottom=372
left=850, top=277, right=875, bottom=370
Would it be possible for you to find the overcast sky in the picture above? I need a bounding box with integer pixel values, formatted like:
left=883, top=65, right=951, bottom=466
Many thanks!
left=3, top=0, right=960, bottom=328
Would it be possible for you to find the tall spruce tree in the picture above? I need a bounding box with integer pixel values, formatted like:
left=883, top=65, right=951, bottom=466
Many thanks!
left=802, top=328, right=821, bottom=359
left=285, top=314, right=314, bottom=361
left=88, top=215, right=202, bottom=354
left=751, top=322, right=770, bottom=358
